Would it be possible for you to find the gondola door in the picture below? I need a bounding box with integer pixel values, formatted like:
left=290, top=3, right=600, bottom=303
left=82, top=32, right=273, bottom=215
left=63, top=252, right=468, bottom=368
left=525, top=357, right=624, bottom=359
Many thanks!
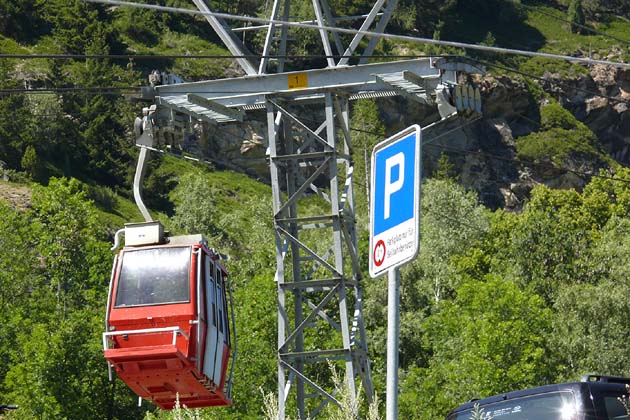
left=203, top=254, right=218, bottom=384
left=213, top=265, right=225, bottom=386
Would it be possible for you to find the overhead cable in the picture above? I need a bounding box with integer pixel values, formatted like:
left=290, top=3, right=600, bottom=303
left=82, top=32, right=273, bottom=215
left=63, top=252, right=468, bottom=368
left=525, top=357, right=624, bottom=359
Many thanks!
left=0, top=53, right=451, bottom=60
left=0, top=87, right=140, bottom=95
left=80, top=0, right=630, bottom=70
left=338, top=115, right=630, bottom=186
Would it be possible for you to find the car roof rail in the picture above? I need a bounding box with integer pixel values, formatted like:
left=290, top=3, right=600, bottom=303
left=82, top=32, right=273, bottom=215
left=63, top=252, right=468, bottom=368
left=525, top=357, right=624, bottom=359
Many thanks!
left=581, top=375, right=630, bottom=384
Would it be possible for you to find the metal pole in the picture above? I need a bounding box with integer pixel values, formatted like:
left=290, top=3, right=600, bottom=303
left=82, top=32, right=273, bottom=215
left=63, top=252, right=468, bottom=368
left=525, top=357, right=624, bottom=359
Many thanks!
left=386, top=267, right=400, bottom=420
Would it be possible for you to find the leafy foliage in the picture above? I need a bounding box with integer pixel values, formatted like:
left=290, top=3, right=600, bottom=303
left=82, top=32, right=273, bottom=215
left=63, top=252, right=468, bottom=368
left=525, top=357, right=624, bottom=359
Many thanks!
left=4, top=163, right=630, bottom=420
left=400, top=277, right=554, bottom=419
left=568, top=0, right=586, bottom=34
left=0, top=0, right=46, bottom=41
left=171, top=170, right=223, bottom=238
left=2, top=1, right=630, bottom=420
left=0, top=178, right=145, bottom=419
left=516, top=102, right=612, bottom=181
left=350, top=99, right=385, bottom=224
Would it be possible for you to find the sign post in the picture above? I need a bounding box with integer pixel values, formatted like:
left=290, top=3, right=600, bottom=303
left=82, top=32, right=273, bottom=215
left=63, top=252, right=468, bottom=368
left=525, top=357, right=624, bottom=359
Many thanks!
left=369, top=125, right=421, bottom=420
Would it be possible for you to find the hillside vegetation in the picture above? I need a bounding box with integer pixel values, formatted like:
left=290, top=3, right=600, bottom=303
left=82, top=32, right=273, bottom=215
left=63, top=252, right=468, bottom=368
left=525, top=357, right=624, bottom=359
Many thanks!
left=1, top=0, right=630, bottom=419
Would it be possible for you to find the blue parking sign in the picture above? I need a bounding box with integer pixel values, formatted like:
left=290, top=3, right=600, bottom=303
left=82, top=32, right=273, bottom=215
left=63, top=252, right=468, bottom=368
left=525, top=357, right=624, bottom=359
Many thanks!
left=369, top=125, right=421, bottom=277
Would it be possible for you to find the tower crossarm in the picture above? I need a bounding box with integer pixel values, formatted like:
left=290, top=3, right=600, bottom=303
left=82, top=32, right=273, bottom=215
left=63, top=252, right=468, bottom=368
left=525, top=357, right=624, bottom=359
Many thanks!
left=154, top=58, right=455, bottom=114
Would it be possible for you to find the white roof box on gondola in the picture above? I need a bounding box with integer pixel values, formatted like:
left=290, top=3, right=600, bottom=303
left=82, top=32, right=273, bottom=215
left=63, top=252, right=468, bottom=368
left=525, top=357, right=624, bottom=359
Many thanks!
left=124, top=221, right=164, bottom=247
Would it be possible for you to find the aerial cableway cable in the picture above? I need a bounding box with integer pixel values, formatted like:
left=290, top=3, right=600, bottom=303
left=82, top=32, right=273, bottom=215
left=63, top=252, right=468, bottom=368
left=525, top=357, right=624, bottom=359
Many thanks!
left=0, top=53, right=456, bottom=60
left=80, top=0, right=630, bottom=70
left=3, top=54, right=629, bottom=104
left=338, top=115, right=630, bottom=187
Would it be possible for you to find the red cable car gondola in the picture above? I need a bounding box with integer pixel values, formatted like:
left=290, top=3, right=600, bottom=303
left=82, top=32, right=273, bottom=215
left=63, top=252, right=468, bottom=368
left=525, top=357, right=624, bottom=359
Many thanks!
left=103, top=222, right=235, bottom=409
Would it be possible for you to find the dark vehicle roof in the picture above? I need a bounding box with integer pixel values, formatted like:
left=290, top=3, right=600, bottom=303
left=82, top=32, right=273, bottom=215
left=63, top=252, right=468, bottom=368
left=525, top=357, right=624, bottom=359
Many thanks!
left=447, top=376, right=630, bottom=418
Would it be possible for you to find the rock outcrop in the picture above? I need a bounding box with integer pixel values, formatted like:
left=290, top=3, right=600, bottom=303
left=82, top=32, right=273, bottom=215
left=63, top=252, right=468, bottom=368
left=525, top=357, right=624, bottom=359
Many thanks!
left=196, top=56, right=629, bottom=211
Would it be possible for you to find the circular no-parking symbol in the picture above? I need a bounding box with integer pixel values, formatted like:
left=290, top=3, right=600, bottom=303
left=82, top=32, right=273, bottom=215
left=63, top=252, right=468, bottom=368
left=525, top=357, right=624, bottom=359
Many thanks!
left=373, top=240, right=386, bottom=267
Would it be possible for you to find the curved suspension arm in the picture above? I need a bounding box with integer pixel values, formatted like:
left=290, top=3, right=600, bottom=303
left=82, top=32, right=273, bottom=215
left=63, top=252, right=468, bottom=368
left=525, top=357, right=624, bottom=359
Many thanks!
left=133, top=146, right=153, bottom=222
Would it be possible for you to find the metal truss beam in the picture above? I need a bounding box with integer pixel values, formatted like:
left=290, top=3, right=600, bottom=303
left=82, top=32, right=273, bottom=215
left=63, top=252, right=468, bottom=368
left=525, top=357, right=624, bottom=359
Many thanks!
left=190, top=0, right=258, bottom=75
left=155, top=58, right=449, bottom=110
left=337, top=0, right=386, bottom=66
left=259, top=0, right=283, bottom=74
left=319, top=0, right=345, bottom=57
left=359, top=0, right=399, bottom=64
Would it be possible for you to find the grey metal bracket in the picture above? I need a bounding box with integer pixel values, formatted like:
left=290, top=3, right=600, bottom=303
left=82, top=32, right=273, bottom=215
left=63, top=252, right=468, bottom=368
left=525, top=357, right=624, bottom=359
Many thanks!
left=187, top=94, right=244, bottom=122
left=155, top=58, right=447, bottom=110
left=434, top=56, right=487, bottom=75
left=374, top=71, right=441, bottom=104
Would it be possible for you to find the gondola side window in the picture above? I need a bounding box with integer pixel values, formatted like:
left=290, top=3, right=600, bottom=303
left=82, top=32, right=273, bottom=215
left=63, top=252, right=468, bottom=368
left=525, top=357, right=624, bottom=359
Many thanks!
left=219, top=270, right=230, bottom=345
left=210, top=260, right=217, bottom=327
left=115, top=247, right=191, bottom=307
left=217, top=269, right=227, bottom=337
left=217, top=281, right=224, bottom=334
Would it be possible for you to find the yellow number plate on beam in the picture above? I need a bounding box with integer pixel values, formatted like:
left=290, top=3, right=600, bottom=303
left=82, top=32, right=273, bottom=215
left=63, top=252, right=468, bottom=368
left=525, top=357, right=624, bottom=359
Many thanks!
left=288, top=73, right=308, bottom=90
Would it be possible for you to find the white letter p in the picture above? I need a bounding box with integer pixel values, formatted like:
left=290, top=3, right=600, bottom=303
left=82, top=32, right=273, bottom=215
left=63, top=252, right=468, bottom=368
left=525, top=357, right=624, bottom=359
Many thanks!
left=384, top=152, right=404, bottom=219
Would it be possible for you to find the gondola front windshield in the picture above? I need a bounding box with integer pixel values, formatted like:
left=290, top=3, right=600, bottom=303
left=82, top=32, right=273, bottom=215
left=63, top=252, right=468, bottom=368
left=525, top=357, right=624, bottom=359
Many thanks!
left=115, top=246, right=191, bottom=307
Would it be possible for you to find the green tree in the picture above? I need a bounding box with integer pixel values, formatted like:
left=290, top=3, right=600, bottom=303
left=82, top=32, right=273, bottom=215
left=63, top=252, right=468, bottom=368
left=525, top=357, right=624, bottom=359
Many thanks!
left=364, top=179, right=488, bottom=373
left=5, top=314, right=107, bottom=419
left=0, top=177, right=146, bottom=419
left=155, top=170, right=280, bottom=419
left=0, top=0, right=45, bottom=41
left=350, top=99, right=385, bottom=224
left=488, top=187, right=593, bottom=302
left=486, top=170, right=630, bottom=305
left=171, top=171, right=223, bottom=238
left=400, top=276, right=554, bottom=419
left=410, top=179, right=489, bottom=304
left=568, top=0, right=586, bottom=34
left=434, top=153, right=457, bottom=181
left=36, top=0, right=136, bottom=187
left=551, top=213, right=630, bottom=378
left=69, top=32, right=136, bottom=187
left=40, top=0, right=119, bottom=55
left=0, top=83, right=32, bottom=171
left=0, top=203, right=39, bottom=398
left=29, top=178, right=109, bottom=313
left=553, top=280, right=630, bottom=379
left=21, top=145, right=40, bottom=181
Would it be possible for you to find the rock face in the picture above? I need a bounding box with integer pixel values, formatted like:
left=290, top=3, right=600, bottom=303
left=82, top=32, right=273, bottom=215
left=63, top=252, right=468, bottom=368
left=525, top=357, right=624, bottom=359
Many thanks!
left=571, top=60, right=630, bottom=161
left=584, top=0, right=630, bottom=19
left=198, top=60, right=629, bottom=211
left=203, top=119, right=270, bottom=182
left=0, top=180, right=32, bottom=211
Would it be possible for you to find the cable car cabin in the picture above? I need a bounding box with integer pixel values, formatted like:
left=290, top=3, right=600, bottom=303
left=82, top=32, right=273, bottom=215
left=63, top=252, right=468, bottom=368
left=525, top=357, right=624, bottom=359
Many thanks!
left=103, top=222, right=235, bottom=410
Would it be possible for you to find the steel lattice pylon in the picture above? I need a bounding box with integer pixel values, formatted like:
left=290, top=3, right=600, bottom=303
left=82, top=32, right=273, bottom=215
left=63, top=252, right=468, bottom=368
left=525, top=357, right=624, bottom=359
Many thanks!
left=162, top=1, right=399, bottom=416
left=266, top=93, right=372, bottom=418
left=143, top=0, right=470, bottom=417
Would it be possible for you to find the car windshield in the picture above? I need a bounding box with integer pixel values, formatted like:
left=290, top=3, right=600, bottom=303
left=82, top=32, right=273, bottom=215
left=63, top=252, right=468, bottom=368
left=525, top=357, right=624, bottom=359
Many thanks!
left=451, top=391, right=577, bottom=420
left=115, top=246, right=191, bottom=307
